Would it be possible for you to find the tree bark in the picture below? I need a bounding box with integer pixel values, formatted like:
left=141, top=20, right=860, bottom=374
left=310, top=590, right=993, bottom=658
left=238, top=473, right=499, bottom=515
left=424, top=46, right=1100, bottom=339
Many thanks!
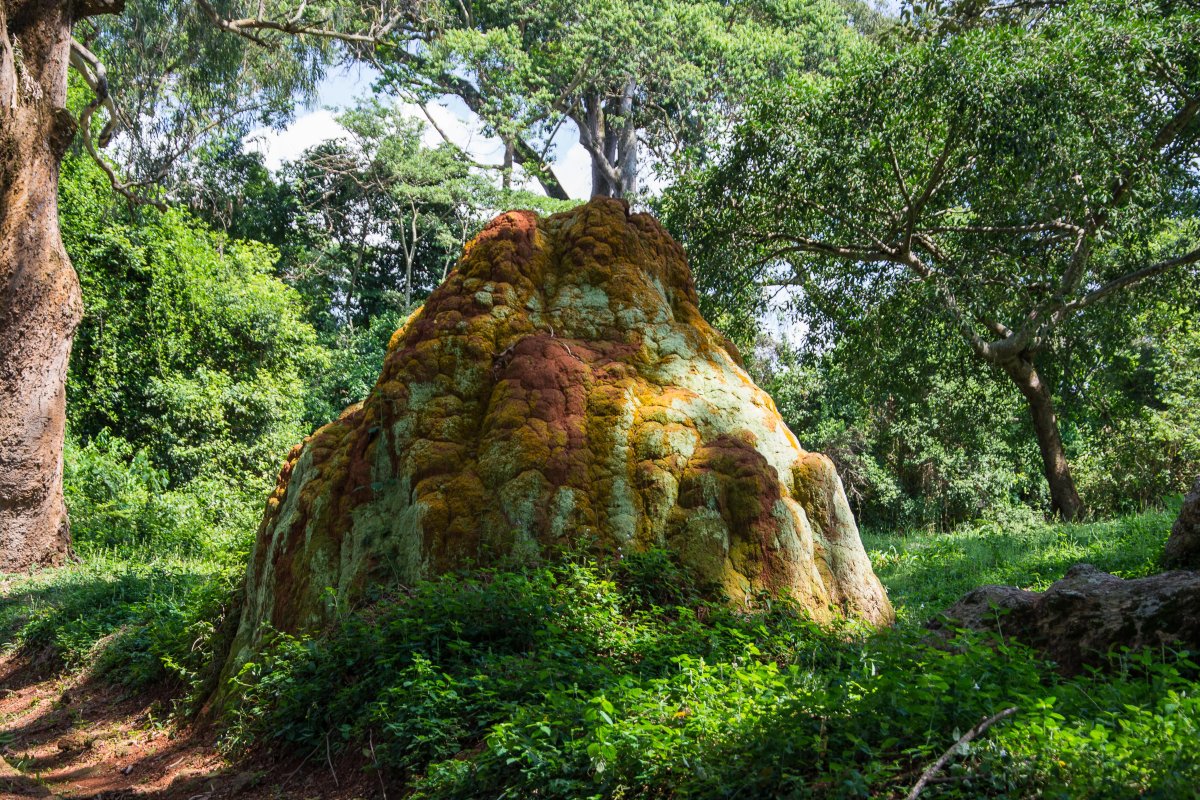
left=615, top=78, right=638, bottom=196
left=0, top=0, right=120, bottom=571
left=999, top=356, right=1084, bottom=521
left=577, top=89, right=643, bottom=199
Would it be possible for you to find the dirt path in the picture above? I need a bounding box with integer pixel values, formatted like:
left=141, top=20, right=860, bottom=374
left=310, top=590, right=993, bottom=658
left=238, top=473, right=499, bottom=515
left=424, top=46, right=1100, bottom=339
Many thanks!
left=0, top=656, right=375, bottom=799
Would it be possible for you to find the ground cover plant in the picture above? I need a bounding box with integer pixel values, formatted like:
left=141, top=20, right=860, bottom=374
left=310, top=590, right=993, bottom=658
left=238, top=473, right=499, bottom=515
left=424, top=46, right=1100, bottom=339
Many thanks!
left=0, top=451, right=1194, bottom=798
left=208, top=510, right=1190, bottom=796
left=219, top=521, right=1199, bottom=799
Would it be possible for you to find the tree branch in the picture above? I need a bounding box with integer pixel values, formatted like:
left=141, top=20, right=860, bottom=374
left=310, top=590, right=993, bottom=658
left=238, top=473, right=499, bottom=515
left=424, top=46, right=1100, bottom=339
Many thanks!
left=1058, top=245, right=1200, bottom=319
left=69, top=39, right=118, bottom=146
left=924, top=220, right=1082, bottom=237
left=196, top=0, right=411, bottom=49
left=75, top=0, right=126, bottom=21
left=70, top=39, right=169, bottom=210
left=906, top=708, right=1018, bottom=800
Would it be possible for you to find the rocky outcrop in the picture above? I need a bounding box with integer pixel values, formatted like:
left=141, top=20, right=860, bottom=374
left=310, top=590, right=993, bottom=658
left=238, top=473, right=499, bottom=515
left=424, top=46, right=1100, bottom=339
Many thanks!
left=222, top=199, right=892, bottom=680
left=934, top=564, right=1200, bottom=673
left=1162, top=477, right=1200, bottom=570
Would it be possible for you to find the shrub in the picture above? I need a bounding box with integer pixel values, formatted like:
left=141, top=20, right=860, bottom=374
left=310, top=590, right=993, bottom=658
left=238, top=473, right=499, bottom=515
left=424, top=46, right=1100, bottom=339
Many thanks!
left=222, top=537, right=1199, bottom=799
left=63, top=430, right=259, bottom=559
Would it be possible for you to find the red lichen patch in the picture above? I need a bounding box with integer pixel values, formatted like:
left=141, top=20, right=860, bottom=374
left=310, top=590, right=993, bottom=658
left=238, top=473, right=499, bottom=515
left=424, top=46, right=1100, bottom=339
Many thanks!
left=484, top=334, right=593, bottom=486
left=678, top=433, right=789, bottom=594
left=460, top=209, right=539, bottom=273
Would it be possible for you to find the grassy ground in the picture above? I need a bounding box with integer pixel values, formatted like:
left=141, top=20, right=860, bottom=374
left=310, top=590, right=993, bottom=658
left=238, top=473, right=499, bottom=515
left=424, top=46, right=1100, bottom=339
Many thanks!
left=1, top=506, right=1196, bottom=799
left=0, top=547, right=242, bottom=696
left=863, top=503, right=1177, bottom=623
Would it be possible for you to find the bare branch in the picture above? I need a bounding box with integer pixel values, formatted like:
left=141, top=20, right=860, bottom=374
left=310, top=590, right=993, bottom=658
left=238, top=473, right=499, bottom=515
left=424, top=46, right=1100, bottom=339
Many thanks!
left=196, top=0, right=412, bottom=50
left=763, top=235, right=895, bottom=264
left=900, top=123, right=960, bottom=248
left=70, top=38, right=169, bottom=209
left=887, top=142, right=912, bottom=210
left=906, top=708, right=1018, bottom=800
left=69, top=39, right=119, bottom=146
left=75, top=0, right=126, bottom=21
left=924, top=220, right=1083, bottom=237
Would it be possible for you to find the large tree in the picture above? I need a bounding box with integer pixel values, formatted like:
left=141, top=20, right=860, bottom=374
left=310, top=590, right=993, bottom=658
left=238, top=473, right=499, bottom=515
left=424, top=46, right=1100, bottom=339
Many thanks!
left=672, top=0, right=1200, bottom=519
left=371, top=0, right=879, bottom=200
left=0, top=0, right=396, bottom=570
left=284, top=101, right=493, bottom=329
left=2, top=0, right=127, bottom=570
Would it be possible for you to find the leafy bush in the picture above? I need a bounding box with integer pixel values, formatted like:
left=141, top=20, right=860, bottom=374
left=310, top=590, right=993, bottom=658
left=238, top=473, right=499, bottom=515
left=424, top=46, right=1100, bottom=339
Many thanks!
left=64, top=430, right=260, bottom=559
left=223, top=528, right=1197, bottom=799
left=60, top=151, right=324, bottom=488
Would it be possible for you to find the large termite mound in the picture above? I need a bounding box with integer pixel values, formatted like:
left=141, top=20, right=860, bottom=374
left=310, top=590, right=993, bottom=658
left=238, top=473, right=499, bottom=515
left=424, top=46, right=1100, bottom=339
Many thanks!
left=224, top=199, right=892, bottom=675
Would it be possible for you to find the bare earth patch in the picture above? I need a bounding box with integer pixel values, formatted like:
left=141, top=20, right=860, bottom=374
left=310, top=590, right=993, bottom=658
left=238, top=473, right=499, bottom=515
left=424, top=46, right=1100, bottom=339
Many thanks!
left=0, top=655, right=376, bottom=799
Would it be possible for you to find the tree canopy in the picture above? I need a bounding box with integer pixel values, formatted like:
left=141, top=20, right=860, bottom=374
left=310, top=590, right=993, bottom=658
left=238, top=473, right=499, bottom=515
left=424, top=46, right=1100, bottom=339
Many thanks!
left=374, top=0, right=882, bottom=198
left=668, top=0, right=1200, bottom=518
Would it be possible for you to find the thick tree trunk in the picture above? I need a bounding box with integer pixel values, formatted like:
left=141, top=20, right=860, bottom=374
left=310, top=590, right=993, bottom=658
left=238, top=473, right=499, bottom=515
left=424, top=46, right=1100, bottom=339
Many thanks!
left=615, top=78, right=638, bottom=196
left=579, top=89, right=640, bottom=199
left=0, top=0, right=118, bottom=570
left=1000, top=356, right=1084, bottom=521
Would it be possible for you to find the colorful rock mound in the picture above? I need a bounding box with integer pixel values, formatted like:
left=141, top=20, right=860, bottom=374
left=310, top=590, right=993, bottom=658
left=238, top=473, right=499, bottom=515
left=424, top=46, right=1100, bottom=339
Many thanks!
left=226, top=198, right=892, bottom=670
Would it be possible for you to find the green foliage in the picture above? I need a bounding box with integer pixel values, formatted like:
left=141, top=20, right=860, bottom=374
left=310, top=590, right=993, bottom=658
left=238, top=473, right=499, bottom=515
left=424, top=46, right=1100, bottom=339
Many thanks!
left=301, top=308, right=406, bottom=426
left=0, top=550, right=240, bottom=693
left=63, top=431, right=260, bottom=557
left=82, top=0, right=373, bottom=198
left=281, top=103, right=495, bottom=332
left=219, top=511, right=1196, bottom=799
left=1062, top=266, right=1200, bottom=514
left=668, top=0, right=1200, bottom=524
left=749, top=311, right=1048, bottom=530
left=60, top=151, right=325, bottom=487
left=378, top=0, right=880, bottom=196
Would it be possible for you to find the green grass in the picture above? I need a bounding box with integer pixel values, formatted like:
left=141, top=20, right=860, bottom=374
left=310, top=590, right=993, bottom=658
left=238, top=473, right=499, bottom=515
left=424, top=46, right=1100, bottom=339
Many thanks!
left=0, top=546, right=241, bottom=695
left=863, top=504, right=1177, bottom=623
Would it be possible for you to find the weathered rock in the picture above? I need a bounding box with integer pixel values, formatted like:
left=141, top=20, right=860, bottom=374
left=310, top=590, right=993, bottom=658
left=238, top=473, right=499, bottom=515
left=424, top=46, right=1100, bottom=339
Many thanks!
left=934, top=564, right=1200, bottom=673
left=223, top=199, right=892, bottom=678
left=1162, top=477, right=1200, bottom=570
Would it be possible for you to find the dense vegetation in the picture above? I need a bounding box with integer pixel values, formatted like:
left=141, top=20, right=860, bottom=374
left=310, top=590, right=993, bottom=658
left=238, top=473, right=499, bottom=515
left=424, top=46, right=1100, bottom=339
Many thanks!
left=0, top=0, right=1197, bottom=796
left=2, top=491, right=1191, bottom=797
left=662, top=0, right=1200, bottom=527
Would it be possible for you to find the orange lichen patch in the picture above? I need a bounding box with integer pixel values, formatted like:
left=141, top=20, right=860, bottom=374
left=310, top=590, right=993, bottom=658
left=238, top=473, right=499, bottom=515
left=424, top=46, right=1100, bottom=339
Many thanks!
left=222, top=198, right=892, bottom=687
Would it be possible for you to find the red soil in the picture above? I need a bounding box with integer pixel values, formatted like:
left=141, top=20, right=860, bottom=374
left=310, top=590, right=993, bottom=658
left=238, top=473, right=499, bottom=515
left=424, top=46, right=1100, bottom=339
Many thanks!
left=0, top=656, right=378, bottom=800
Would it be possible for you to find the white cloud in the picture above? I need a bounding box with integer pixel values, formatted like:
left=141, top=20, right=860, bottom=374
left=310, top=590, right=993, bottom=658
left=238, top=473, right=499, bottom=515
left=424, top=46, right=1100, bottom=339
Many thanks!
left=244, top=109, right=348, bottom=171
left=554, top=140, right=593, bottom=200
